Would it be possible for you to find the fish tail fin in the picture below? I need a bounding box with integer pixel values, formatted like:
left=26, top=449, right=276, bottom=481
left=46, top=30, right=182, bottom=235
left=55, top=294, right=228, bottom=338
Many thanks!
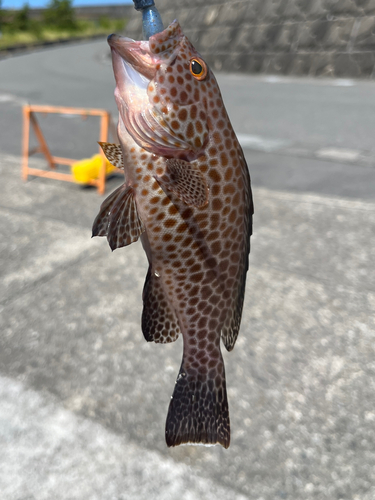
left=165, top=357, right=230, bottom=448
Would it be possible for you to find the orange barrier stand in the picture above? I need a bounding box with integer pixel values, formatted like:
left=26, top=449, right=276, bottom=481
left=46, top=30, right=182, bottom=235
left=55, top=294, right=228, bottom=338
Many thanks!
left=22, top=105, right=117, bottom=194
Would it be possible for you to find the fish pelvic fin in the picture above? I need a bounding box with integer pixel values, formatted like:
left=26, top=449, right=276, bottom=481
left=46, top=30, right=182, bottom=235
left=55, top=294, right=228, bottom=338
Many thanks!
left=155, top=158, right=209, bottom=208
left=92, top=183, right=145, bottom=251
left=98, top=142, right=124, bottom=169
left=165, top=357, right=230, bottom=449
left=142, top=266, right=180, bottom=343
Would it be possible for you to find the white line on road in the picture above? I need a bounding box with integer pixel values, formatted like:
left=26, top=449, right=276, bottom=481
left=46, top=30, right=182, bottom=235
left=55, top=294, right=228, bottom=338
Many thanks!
left=237, top=136, right=370, bottom=165
left=331, top=79, right=355, bottom=87
left=236, top=133, right=292, bottom=153
left=260, top=75, right=356, bottom=87
left=316, top=147, right=361, bottom=162
left=0, top=93, right=27, bottom=105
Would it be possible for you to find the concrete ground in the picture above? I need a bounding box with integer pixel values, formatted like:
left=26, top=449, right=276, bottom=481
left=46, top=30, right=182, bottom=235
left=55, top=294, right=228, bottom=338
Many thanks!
left=0, top=40, right=375, bottom=499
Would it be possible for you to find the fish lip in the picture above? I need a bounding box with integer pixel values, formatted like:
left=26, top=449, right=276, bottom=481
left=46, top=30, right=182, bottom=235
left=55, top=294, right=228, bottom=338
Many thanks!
left=108, top=33, right=156, bottom=83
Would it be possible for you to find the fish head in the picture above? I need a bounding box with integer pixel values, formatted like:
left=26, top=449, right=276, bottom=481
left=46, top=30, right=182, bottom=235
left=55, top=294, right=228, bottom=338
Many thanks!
left=108, top=21, right=221, bottom=160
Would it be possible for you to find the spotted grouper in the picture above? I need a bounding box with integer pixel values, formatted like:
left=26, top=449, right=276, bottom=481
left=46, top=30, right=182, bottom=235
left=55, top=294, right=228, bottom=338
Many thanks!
left=93, top=21, right=253, bottom=448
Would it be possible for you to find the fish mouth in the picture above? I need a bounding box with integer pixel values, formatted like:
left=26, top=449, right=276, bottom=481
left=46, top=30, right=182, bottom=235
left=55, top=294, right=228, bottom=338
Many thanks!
left=108, top=34, right=158, bottom=153
left=108, top=33, right=156, bottom=87
left=107, top=20, right=182, bottom=87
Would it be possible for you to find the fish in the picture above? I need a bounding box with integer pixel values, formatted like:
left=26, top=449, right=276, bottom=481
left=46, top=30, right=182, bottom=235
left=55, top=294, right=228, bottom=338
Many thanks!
left=93, top=20, right=253, bottom=448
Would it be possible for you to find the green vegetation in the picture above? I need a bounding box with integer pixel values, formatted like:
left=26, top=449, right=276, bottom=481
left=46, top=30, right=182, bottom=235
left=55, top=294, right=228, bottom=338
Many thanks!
left=0, top=0, right=127, bottom=50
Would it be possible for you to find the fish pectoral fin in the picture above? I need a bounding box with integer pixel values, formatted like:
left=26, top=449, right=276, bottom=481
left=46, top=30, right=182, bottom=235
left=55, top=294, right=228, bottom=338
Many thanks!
left=154, top=158, right=209, bottom=208
left=92, top=183, right=145, bottom=251
left=142, top=266, right=180, bottom=344
left=98, top=141, right=124, bottom=169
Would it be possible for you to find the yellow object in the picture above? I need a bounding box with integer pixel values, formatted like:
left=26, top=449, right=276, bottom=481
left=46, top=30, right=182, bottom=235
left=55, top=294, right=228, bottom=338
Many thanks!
left=71, top=154, right=116, bottom=184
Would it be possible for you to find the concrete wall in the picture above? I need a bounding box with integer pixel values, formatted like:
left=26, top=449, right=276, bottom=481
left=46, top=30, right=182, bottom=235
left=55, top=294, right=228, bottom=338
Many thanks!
left=124, top=0, right=375, bottom=78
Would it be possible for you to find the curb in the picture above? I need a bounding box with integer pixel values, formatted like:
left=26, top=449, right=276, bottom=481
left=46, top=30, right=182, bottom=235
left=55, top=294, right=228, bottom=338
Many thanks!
left=0, top=33, right=107, bottom=59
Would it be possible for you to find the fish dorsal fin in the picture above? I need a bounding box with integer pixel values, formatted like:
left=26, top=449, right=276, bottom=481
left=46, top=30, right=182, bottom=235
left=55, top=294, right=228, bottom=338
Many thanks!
left=92, top=183, right=145, bottom=250
left=155, top=158, right=209, bottom=208
left=142, top=266, right=180, bottom=344
left=98, top=142, right=124, bottom=169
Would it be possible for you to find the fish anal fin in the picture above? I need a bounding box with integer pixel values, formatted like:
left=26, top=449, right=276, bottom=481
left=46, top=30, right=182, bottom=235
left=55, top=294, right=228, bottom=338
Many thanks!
left=155, top=158, right=209, bottom=208
left=142, top=267, right=180, bottom=343
left=98, top=141, right=124, bottom=169
left=165, top=357, right=230, bottom=448
left=92, top=184, right=145, bottom=251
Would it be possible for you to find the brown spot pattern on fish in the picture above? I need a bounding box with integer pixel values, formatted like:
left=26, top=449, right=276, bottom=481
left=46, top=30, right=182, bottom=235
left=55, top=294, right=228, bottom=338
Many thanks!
left=94, top=20, right=253, bottom=448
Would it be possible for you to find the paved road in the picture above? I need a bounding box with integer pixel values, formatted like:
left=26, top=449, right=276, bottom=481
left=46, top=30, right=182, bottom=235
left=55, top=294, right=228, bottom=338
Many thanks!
left=1, top=39, right=375, bottom=200
left=0, top=40, right=375, bottom=499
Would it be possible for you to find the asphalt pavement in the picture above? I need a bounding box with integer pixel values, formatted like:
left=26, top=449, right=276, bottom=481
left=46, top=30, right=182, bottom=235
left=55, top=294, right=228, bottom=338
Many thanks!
left=0, top=39, right=375, bottom=500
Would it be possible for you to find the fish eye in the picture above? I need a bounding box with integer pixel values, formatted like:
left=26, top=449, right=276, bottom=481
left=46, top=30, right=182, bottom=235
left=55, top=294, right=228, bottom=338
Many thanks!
left=189, top=58, right=207, bottom=80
